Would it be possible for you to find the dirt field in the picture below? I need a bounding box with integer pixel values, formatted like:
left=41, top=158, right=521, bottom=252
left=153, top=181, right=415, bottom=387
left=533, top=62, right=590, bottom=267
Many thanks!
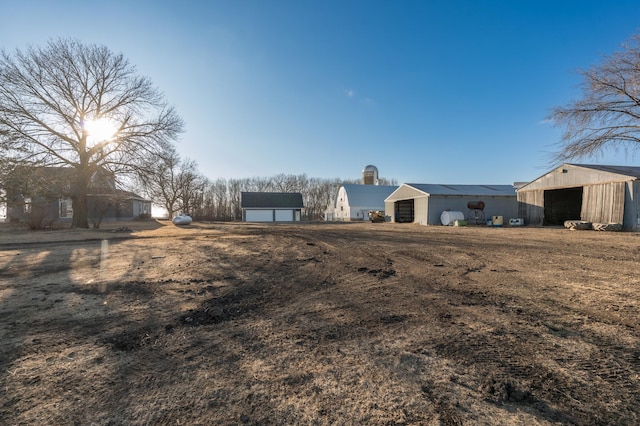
left=1, top=220, right=639, bottom=425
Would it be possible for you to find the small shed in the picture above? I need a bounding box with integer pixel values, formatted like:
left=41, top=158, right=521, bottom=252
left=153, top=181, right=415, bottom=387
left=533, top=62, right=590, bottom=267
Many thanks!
left=327, top=184, right=398, bottom=221
left=241, top=192, right=304, bottom=222
left=385, top=183, right=517, bottom=225
left=517, top=164, right=640, bottom=230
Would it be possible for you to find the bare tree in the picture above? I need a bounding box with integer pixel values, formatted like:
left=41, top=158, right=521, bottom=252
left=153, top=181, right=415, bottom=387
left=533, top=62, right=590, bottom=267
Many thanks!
left=378, top=177, right=398, bottom=186
left=175, top=159, right=207, bottom=215
left=549, top=33, right=640, bottom=161
left=137, top=145, right=182, bottom=218
left=137, top=147, right=208, bottom=219
left=271, top=173, right=302, bottom=192
left=0, top=157, right=16, bottom=207
left=205, top=178, right=231, bottom=221
left=228, top=179, right=244, bottom=221
left=0, top=38, right=183, bottom=228
left=302, top=177, right=326, bottom=220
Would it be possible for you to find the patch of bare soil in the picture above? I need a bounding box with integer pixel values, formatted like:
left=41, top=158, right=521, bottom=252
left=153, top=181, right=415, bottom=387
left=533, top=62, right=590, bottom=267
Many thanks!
left=1, top=221, right=639, bottom=425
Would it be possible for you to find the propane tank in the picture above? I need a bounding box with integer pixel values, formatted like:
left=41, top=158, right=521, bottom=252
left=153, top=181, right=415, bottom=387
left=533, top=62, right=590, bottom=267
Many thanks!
left=467, top=201, right=485, bottom=210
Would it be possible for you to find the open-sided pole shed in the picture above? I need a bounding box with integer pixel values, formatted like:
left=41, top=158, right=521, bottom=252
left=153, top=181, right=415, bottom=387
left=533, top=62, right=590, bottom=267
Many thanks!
left=516, top=164, right=640, bottom=230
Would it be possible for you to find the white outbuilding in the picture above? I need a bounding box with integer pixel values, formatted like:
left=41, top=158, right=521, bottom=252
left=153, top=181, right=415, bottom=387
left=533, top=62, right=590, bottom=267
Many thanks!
left=384, top=183, right=518, bottom=225
left=241, top=192, right=304, bottom=222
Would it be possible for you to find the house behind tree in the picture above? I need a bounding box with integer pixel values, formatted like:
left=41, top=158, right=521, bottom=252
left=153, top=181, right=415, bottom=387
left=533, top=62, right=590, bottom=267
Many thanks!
left=1, top=167, right=151, bottom=225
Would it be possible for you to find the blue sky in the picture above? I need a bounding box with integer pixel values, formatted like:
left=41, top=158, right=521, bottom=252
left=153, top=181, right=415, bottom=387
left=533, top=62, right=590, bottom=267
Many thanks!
left=2, top=1, right=640, bottom=184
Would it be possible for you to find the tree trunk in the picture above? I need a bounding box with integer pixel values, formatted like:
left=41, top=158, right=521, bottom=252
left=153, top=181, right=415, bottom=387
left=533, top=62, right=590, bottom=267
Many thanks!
left=71, top=192, right=89, bottom=228
left=165, top=202, right=175, bottom=219
left=71, top=167, right=90, bottom=228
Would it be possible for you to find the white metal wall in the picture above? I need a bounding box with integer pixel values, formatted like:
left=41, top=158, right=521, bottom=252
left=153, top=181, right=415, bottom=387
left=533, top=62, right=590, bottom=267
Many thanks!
left=334, top=187, right=351, bottom=221
left=275, top=210, right=293, bottom=221
left=384, top=201, right=394, bottom=221
left=427, top=196, right=518, bottom=225
left=414, top=197, right=429, bottom=225
left=245, top=210, right=273, bottom=222
left=386, top=184, right=519, bottom=226
left=245, top=209, right=299, bottom=222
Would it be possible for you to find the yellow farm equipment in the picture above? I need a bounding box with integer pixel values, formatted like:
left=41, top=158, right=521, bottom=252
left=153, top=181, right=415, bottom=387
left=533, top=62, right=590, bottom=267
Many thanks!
left=369, top=210, right=386, bottom=223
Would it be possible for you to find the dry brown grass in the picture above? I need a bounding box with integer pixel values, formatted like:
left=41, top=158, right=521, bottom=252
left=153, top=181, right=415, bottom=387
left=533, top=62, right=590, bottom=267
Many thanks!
left=1, top=221, right=639, bottom=425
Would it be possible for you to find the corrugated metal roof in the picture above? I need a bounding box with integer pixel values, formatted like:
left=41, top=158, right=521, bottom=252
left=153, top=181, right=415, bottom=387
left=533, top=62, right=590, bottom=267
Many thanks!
left=517, top=163, right=640, bottom=191
left=341, top=184, right=398, bottom=207
left=569, top=164, right=640, bottom=179
left=405, top=184, right=516, bottom=196
left=241, top=192, right=304, bottom=208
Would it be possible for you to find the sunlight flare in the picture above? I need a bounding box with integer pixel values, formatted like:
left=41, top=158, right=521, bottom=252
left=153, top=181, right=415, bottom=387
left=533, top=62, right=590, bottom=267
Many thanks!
left=84, top=117, right=118, bottom=144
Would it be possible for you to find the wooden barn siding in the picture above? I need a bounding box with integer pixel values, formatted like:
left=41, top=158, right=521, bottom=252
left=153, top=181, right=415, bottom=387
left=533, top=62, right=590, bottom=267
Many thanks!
left=517, top=190, right=544, bottom=226
left=633, top=181, right=640, bottom=230
left=519, top=182, right=626, bottom=226
left=581, top=181, right=625, bottom=224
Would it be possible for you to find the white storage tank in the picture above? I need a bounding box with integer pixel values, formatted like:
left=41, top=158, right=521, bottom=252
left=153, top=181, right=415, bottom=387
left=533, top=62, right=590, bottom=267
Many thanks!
left=172, top=214, right=192, bottom=225
left=441, top=210, right=465, bottom=226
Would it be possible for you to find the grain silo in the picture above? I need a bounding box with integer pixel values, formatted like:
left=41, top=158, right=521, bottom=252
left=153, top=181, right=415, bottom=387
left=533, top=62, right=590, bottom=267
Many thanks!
left=362, top=165, right=379, bottom=185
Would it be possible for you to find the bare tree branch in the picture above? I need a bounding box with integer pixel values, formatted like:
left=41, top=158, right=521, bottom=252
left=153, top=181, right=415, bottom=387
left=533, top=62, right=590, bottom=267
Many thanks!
left=549, top=33, right=640, bottom=162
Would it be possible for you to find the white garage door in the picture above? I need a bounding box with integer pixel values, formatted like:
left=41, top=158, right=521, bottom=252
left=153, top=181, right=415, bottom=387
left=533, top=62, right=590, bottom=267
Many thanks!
left=245, top=210, right=273, bottom=222
left=275, top=210, right=293, bottom=221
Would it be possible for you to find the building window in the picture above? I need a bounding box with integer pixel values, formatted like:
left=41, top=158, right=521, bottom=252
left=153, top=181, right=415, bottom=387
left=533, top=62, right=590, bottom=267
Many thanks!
left=59, top=198, right=73, bottom=218
left=24, top=197, right=32, bottom=213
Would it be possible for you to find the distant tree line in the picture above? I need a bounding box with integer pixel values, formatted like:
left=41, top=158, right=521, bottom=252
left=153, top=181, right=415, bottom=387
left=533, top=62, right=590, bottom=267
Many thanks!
left=187, top=174, right=342, bottom=221
left=136, top=149, right=397, bottom=221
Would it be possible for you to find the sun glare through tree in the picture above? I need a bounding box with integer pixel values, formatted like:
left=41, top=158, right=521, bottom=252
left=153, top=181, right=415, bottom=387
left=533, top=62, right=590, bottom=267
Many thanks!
left=83, top=117, right=119, bottom=146
left=0, top=38, right=184, bottom=228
